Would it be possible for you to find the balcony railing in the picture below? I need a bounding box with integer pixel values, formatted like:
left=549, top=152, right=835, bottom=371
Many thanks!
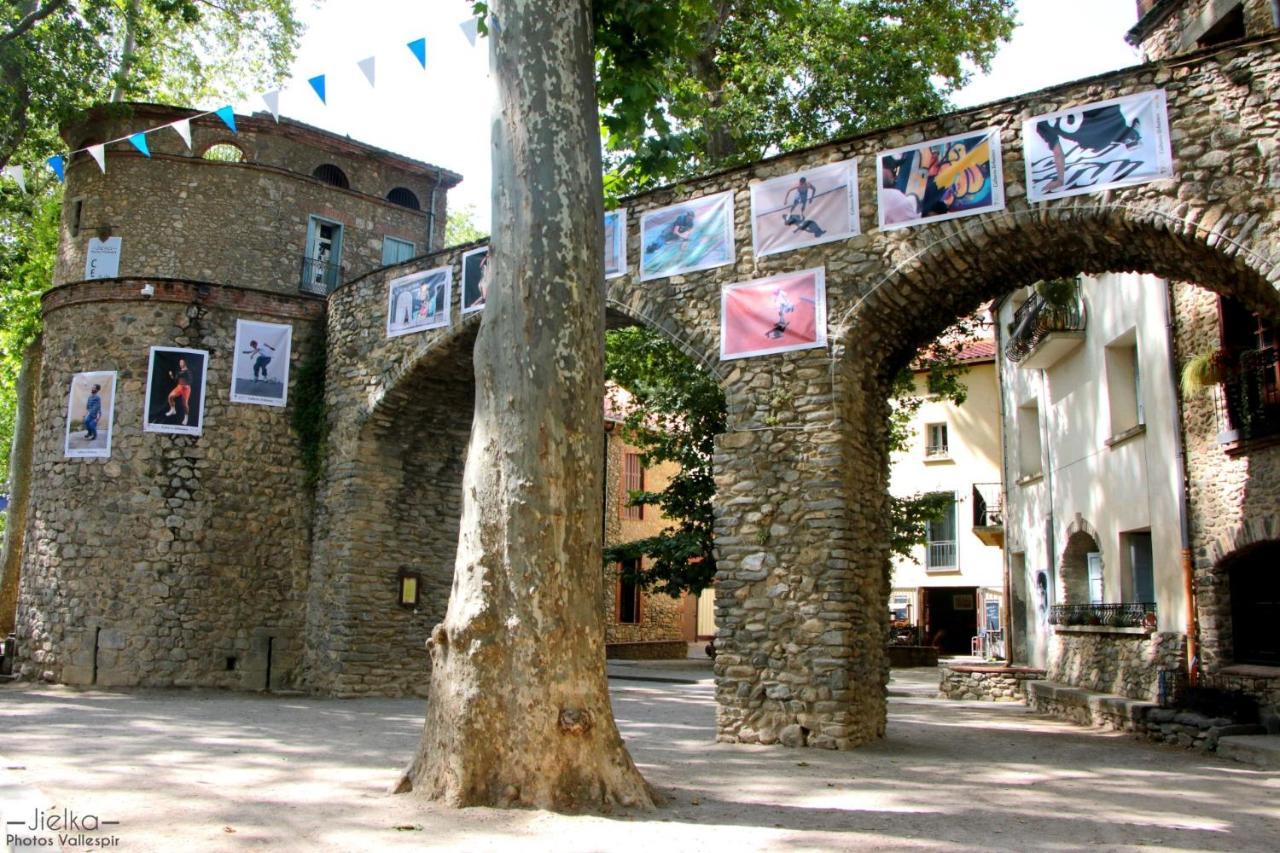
left=972, top=482, right=1003, bottom=527
left=926, top=540, right=956, bottom=570
left=300, top=256, right=344, bottom=295
left=1216, top=346, right=1280, bottom=444
left=925, top=443, right=949, bottom=457
left=1049, top=602, right=1156, bottom=628
left=1003, top=282, right=1086, bottom=364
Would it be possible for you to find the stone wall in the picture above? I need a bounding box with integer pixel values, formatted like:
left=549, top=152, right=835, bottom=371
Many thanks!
left=15, top=279, right=323, bottom=689
left=939, top=665, right=1045, bottom=702
left=55, top=104, right=456, bottom=295
left=1133, top=0, right=1275, bottom=60
left=1171, top=280, right=1280, bottom=712
left=1047, top=628, right=1185, bottom=700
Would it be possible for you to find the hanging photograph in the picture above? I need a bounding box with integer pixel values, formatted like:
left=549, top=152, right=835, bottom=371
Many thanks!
left=144, top=346, right=209, bottom=435
left=639, top=190, right=735, bottom=282
left=604, top=209, right=627, bottom=279
left=721, top=267, right=827, bottom=361
left=230, top=319, right=293, bottom=407
left=386, top=266, right=451, bottom=338
left=461, top=247, right=489, bottom=314
left=877, top=127, right=1004, bottom=231
left=63, top=371, right=117, bottom=458
left=1024, top=90, right=1173, bottom=203
left=750, top=159, right=860, bottom=257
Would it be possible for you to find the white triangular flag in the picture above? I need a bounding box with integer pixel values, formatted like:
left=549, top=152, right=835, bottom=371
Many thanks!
left=170, top=118, right=192, bottom=150
left=87, top=144, right=107, bottom=173
left=357, top=56, right=376, bottom=87
left=460, top=17, right=479, bottom=46
left=2, top=165, right=25, bottom=193
left=262, top=90, right=281, bottom=122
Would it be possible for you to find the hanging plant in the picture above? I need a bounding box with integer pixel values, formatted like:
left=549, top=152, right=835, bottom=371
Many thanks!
left=1035, top=277, right=1077, bottom=307
left=1180, top=349, right=1228, bottom=396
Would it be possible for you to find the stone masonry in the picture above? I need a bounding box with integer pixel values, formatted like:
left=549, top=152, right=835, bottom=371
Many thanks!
left=8, top=34, right=1280, bottom=752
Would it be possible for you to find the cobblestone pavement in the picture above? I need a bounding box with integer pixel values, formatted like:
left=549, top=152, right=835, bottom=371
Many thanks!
left=1, top=666, right=1277, bottom=851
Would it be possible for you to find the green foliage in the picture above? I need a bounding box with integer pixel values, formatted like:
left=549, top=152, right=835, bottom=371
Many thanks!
left=1035, top=276, right=1078, bottom=308
left=603, top=326, right=724, bottom=597
left=0, top=184, right=60, bottom=488
left=289, top=324, right=328, bottom=489
left=594, top=0, right=1018, bottom=192
left=444, top=204, right=489, bottom=248
left=1180, top=350, right=1226, bottom=396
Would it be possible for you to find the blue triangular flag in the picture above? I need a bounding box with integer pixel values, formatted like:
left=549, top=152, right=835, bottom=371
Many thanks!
left=407, top=37, right=426, bottom=69
left=128, top=133, right=151, bottom=157
left=309, top=74, right=326, bottom=104
left=214, top=105, right=237, bottom=133
left=47, top=155, right=65, bottom=182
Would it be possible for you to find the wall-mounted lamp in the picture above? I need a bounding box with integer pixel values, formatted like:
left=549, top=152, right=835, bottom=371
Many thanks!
left=397, top=569, right=420, bottom=609
left=95, top=224, right=114, bottom=240
left=139, top=283, right=155, bottom=298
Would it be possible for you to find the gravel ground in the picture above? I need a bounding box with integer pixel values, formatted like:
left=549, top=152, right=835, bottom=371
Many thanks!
left=1, top=666, right=1277, bottom=852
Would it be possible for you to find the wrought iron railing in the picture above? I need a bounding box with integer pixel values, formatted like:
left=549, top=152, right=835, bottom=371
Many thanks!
left=972, top=482, right=1003, bottom=527
left=1216, top=346, right=1280, bottom=443
left=925, top=443, right=949, bottom=457
left=1003, top=283, right=1086, bottom=363
left=300, top=256, right=344, bottom=295
left=926, top=540, right=956, bottom=570
left=1048, top=602, right=1156, bottom=628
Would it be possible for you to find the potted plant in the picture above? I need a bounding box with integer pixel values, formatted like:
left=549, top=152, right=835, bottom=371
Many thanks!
left=1180, top=349, right=1228, bottom=396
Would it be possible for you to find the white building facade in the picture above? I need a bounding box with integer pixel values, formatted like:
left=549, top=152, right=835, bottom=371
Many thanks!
left=996, top=273, right=1189, bottom=699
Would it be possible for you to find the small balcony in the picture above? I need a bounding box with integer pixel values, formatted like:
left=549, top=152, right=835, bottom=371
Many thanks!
left=1216, top=346, right=1280, bottom=448
left=926, top=540, right=957, bottom=572
left=300, top=255, right=344, bottom=296
left=971, top=482, right=1004, bottom=547
left=1049, top=602, right=1156, bottom=629
left=1004, top=280, right=1087, bottom=370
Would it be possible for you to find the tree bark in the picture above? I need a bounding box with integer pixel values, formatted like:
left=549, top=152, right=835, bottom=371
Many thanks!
left=400, top=0, right=654, bottom=812
left=0, top=338, right=42, bottom=636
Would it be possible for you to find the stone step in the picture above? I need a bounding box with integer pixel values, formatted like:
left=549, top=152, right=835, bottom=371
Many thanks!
left=1216, top=734, right=1280, bottom=769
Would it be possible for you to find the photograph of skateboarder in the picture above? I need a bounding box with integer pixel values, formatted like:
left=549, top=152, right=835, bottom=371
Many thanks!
left=750, top=160, right=859, bottom=257
left=231, top=319, right=293, bottom=407
left=721, top=267, right=827, bottom=361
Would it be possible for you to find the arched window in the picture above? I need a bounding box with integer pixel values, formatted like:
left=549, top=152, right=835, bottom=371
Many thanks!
left=312, top=164, right=350, bottom=189
left=1060, top=531, right=1102, bottom=606
left=201, top=143, right=245, bottom=163
left=386, top=187, right=421, bottom=210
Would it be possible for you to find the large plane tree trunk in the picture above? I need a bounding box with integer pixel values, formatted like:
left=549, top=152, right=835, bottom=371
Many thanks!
left=399, top=0, right=654, bottom=811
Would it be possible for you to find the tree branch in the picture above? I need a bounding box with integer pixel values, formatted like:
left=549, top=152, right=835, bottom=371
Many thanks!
left=0, top=0, right=69, bottom=46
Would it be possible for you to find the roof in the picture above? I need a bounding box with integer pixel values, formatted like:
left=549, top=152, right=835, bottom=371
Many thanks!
left=909, top=336, right=997, bottom=372
left=604, top=382, right=633, bottom=423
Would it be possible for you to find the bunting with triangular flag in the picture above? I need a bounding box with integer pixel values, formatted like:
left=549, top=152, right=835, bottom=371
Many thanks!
left=308, top=74, right=327, bottom=105
left=87, top=144, right=107, bottom=173
left=2, top=165, right=25, bottom=193
left=262, top=91, right=281, bottom=122
left=128, top=133, right=151, bottom=157
left=460, top=18, right=479, bottom=47
left=48, top=155, right=65, bottom=182
left=170, top=119, right=192, bottom=149
left=407, top=37, right=426, bottom=69
left=357, top=57, right=376, bottom=87
left=214, top=106, right=237, bottom=133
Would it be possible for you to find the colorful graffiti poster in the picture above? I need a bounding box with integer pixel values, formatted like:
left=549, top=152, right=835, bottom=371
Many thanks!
left=604, top=209, right=627, bottom=279
left=750, top=159, right=860, bottom=257
left=144, top=347, right=209, bottom=435
left=1024, top=90, right=1173, bottom=203
left=461, top=247, right=489, bottom=314
left=639, top=190, right=735, bottom=282
left=230, top=319, right=292, bottom=407
left=721, top=267, right=827, bottom=361
left=386, top=266, right=451, bottom=338
left=64, top=371, right=117, bottom=458
left=877, top=128, right=1004, bottom=232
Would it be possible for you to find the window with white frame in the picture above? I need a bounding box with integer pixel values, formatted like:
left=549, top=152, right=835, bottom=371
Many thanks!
left=925, top=494, right=957, bottom=571
left=925, top=422, right=949, bottom=457
left=1087, top=552, right=1104, bottom=605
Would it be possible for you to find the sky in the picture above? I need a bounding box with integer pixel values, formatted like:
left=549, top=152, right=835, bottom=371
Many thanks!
left=256, top=1, right=1145, bottom=232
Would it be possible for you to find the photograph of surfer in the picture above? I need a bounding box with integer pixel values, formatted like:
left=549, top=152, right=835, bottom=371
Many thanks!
left=639, top=190, right=735, bottom=281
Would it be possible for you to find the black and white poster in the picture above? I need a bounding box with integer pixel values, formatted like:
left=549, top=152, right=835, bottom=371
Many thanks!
left=1023, top=90, right=1173, bottom=203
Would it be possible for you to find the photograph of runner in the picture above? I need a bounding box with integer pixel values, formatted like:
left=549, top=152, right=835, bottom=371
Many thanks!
left=144, top=346, right=208, bottom=435
left=1024, top=90, right=1172, bottom=202
left=721, top=267, right=827, bottom=360
left=64, top=370, right=117, bottom=458
left=386, top=266, right=451, bottom=338
left=461, top=247, right=489, bottom=314
left=750, top=159, right=859, bottom=257
left=230, top=319, right=293, bottom=407
left=877, top=128, right=1004, bottom=231
left=639, top=190, right=735, bottom=281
